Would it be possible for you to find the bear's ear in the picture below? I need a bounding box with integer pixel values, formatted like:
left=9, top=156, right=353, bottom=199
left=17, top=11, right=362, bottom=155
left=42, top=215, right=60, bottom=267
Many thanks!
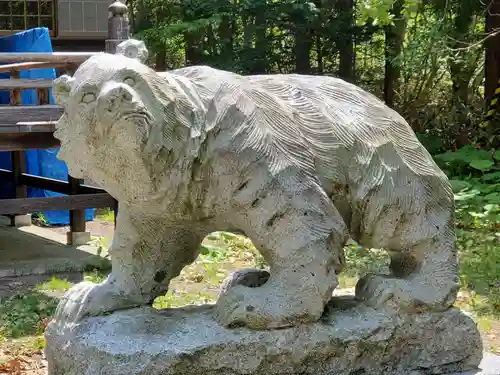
left=52, top=75, right=74, bottom=106
left=116, top=39, right=149, bottom=63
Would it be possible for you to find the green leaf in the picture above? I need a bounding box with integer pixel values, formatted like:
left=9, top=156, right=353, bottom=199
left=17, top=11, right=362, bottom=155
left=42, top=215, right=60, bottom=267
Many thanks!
left=485, top=193, right=500, bottom=204
left=482, top=172, right=500, bottom=182
left=468, top=211, right=486, bottom=218
left=483, top=204, right=499, bottom=212
left=469, top=159, right=494, bottom=171
left=494, top=150, right=500, bottom=161
left=454, top=189, right=481, bottom=201
left=435, top=151, right=458, bottom=163
left=450, top=179, right=472, bottom=193
left=199, top=245, right=210, bottom=255
left=479, top=183, right=500, bottom=194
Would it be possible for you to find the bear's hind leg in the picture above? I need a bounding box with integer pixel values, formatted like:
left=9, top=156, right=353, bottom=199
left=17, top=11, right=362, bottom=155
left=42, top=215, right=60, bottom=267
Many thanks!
left=355, top=202, right=460, bottom=312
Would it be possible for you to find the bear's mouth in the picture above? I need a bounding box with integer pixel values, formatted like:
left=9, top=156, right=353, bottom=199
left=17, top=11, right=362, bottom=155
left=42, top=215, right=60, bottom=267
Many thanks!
left=122, top=109, right=153, bottom=123
left=53, top=129, right=62, bottom=140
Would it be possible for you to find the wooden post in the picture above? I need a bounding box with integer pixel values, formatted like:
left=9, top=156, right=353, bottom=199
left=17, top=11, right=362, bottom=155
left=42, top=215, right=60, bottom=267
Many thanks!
left=54, top=64, right=89, bottom=245
left=9, top=69, right=31, bottom=227
left=106, top=0, right=129, bottom=228
left=52, top=78, right=88, bottom=245
left=67, top=177, right=89, bottom=245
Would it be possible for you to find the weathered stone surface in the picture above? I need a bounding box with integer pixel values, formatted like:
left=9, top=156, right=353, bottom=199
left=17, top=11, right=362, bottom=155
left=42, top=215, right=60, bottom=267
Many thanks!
left=45, top=297, right=483, bottom=375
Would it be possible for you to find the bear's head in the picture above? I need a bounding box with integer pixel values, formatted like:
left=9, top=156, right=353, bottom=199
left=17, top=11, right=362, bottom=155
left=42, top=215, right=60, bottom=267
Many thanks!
left=52, top=40, right=195, bottom=202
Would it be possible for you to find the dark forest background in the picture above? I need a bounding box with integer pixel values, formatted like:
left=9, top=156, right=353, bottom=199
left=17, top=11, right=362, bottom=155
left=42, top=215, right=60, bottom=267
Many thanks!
left=128, top=0, right=500, bottom=150
left=125, top=0, right=500, bottom=314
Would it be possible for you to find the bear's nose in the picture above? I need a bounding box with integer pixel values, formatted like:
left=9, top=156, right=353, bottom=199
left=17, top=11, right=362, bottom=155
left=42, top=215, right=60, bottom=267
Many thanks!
left=106, top=85, right=133, bottom=112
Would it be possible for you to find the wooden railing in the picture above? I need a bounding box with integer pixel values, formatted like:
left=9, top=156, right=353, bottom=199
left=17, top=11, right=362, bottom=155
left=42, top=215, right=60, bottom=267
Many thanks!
left=0, top=1, right=129, bottom=245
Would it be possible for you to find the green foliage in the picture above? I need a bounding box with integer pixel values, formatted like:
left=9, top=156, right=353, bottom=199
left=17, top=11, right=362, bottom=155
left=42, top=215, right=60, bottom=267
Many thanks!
left=0, top=292, right=58, bottom=338
left=199, top=243, right=229, bottom=262
left=127, top=0, right=498, bottom=147
left=94, top=208, right=115, bottom=223
left=153, top=289, right=214, bottom=309
left=436, top=145, right=500, bottom=228
left=202, top=231, right=265, bottom=266
left=457, top=202, right=500, bottom=317
left=339, top=241, right=390, bottom=287
left=435, top=145, right=500, bottom=176
left=131, top=0, right=376, bottom=74
left=35, top=277, right=72, bottom=292
left=84, top=270, right=109, bottom=284
left=431, top=144, right=500, bottom=316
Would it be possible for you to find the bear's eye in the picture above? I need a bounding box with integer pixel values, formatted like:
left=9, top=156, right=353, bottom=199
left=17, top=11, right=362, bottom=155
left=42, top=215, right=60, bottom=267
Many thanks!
left=123, top=77, right=135, bottom=86
left=81, top=92, right=96, bottom=104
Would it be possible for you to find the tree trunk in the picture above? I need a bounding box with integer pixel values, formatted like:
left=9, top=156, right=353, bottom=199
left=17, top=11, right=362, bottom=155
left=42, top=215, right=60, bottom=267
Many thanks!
left=484, top=0, right=500, bottom=102
left=483, top=0, right=500, bottom=144
left=184, top=33, right=204, bottom=66
left=155, top=44, right=167, bottom=71
left=219, top=13, right=234, bottom=66
left=316, top=35, right=324, bottom=74
left=447, top=5, right=475, bottom=147
left=253, top=9, right=269, bottom=74
left=383, top=0, right=406, bottom=108
left=206, top=25, right=217, bottom=58
left=336, top=0, right=355, bottom=81
left=133, top=0, right=150, bottom=32
left=295, top=24, right=312, bottom=74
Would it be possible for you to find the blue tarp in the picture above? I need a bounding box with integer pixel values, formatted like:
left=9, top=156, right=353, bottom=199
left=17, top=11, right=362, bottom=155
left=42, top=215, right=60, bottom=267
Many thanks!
left=0, top=27, right=94, bottom=224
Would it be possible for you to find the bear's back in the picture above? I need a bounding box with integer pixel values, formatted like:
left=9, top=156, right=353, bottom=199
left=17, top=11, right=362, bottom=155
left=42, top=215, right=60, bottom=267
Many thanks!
left=168, top=66, right=451, bottom=202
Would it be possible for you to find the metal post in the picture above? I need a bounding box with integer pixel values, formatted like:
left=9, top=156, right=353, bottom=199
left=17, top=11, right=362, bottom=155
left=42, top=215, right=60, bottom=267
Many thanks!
left=105, top=1, right=130, bottom=54
left=106, top=0, right=130, bottom=227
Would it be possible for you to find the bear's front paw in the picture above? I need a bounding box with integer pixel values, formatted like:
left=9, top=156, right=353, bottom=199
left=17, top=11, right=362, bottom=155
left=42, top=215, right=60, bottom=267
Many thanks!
left=54, top=281, right=140, bottom=323
left=215, top=281, right=323, bottom=330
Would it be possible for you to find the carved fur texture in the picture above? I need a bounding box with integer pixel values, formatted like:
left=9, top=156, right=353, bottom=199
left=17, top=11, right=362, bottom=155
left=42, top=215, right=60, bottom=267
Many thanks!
left=52, top=45, right=460, bottom=330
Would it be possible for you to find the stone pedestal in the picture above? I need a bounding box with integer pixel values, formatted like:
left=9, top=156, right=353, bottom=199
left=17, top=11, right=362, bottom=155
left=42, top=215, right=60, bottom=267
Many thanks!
left=45, top=296, right=484, bottom=375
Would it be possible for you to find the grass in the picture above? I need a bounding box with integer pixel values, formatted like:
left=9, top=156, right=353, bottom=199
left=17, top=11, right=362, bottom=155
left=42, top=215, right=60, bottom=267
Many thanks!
left=35, top=277, right=72, bottom=293
left=0, top=292, right=58, bottom=339
left=94, top=208, right=115, bottom=223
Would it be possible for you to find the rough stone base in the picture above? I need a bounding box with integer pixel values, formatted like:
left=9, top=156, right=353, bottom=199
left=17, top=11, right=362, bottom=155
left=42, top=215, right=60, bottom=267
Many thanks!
left=45, top=296, right=483, bottom=375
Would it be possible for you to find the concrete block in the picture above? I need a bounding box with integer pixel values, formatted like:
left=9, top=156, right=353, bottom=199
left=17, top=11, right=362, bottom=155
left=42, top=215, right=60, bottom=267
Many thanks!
left=67, top=231, right=91, bottom=246
left=10, top=214, right=32, bottom=227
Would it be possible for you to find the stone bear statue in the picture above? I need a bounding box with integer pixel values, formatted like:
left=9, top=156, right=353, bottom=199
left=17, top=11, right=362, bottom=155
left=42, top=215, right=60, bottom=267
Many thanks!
left=51, top=40, right=459, bottom=330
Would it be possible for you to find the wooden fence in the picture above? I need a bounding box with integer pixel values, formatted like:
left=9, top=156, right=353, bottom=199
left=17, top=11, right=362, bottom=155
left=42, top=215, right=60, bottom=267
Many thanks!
left=0, top=0, right=129, bottom=245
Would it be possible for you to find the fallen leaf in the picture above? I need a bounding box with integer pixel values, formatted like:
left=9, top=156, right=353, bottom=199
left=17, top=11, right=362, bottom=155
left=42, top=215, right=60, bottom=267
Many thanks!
left=0, top=358, right=24, bottom=375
